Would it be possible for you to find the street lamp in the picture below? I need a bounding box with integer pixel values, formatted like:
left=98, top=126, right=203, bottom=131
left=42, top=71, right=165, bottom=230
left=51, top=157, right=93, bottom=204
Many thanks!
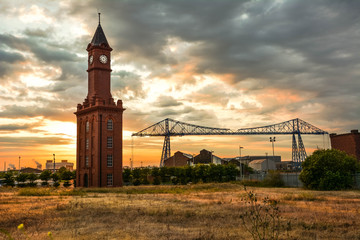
left=53, top=154, right=55, bottom=173
left=269, top=137, right=276, bottom=158
left=239, top=146, right=244, bottom=179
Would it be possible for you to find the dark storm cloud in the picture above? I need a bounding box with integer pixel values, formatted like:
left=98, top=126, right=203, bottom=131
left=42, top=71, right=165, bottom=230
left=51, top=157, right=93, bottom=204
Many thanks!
left=0, top=124, right=35, bottom=131
left=0, top=105, right=73, bottom=121
left=0, top=50, right=25, bottom=63
left=23, top=28, right=53, bottom=38
left=67, top=0, right=357, bottom=132
left=0, top=136, right=72, bottom=147
left=112, top=70, right=145, bottom=98
left=0, top=0, right=357, bottom=132
left=155, top=95, right=183, bottom=108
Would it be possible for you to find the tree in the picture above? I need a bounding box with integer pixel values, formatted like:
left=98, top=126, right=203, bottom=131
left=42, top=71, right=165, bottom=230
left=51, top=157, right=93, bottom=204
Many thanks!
left=123, top=168, right=132, bottom=183
left=60, top=170, right=73, bottom=187
left=16, top=173, right=28, bottom=187
left=27, top=173, right=38, bottom=187
left=4, top=172, right=15, bottom=187
left=300, top=149, right=359, bottom=190
left=58, top=166, right=67, bottom=176
left=40, top=170, right=52, bottom=186
left=151, top=167, right=161, bottom=185
left=52, top=172, right=60, bottom=187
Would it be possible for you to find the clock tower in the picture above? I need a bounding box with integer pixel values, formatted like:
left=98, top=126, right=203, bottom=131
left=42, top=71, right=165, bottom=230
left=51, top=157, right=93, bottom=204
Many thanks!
left=75, top=14, right=124, bottom=187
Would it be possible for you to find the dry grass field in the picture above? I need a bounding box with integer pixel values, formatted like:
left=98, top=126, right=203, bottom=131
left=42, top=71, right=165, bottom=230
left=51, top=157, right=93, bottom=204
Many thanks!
left=0, top=183, right=360, bottom=240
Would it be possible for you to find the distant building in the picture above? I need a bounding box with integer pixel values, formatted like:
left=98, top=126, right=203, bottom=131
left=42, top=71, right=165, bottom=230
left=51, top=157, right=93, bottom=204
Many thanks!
left=276, top=161, right=294, bottom=171
left=193, top=149, right=225, bottom=165
left=164, top=149, right=225, bottom=167
left=249, top=159, right=276, bottom=172
left=164, top=151, right=193, bottom=167
left=224, top=155, right=281, bottom=166
left=20, top=167, right=42, bottom=174
left=330, top=130, right=360, bottom=162
left=46, top=160, right=74, bottom=171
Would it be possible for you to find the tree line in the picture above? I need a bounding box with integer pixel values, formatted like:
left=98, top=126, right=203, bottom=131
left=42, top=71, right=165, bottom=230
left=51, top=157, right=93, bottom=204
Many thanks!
left=123, top=164, right=239, bottom=185
left=0, top=167, right=76, bottom=187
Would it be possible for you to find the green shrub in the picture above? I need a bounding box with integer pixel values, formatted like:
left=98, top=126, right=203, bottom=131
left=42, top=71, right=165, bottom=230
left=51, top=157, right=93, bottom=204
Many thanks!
left=4, top=172, right=15, bottom=187
left=300, top=149, right=359, bottom=190
left=263, top=170, right=285, bottom=187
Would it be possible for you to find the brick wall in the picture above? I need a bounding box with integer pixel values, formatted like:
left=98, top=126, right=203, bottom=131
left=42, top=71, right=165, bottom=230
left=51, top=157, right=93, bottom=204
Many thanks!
left=330, top=130, right=360, bottom=161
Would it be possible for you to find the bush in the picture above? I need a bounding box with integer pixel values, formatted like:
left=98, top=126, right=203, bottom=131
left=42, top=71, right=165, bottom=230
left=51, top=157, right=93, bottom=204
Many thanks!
left=63, top=181, right=71, bottom=188
left=27, top=173, right=38, bottom=187
left=300, top=149, right=359, bottom=190
left=263, top=171, right=284, bottom=187
left=40, top=170, right=52, bottom=186
left=16, top=173, right=28, bottom=187
left=4, top=172, right=15, bottom=187
left=123, top=168, right=132, bottom=183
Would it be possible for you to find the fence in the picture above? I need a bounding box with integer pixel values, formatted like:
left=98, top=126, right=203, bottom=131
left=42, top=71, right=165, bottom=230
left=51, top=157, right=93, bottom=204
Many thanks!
left=241, top=172, right=360, bottom=189
left=354, top=173, right=360, bottom=189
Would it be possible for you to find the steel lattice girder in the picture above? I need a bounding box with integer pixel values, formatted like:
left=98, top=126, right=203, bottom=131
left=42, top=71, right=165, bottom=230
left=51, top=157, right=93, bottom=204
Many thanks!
left=132, top=118, right=328, bottom=137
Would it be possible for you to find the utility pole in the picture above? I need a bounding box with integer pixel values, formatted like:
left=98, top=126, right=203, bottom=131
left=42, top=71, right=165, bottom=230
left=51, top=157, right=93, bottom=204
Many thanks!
left=270, top=137, right=276, bottom=158
left=53, top=153, right=55, bottom=173
left=18, top=156, right=21, bottom=171
left=130, top=158, right=133, bottom=170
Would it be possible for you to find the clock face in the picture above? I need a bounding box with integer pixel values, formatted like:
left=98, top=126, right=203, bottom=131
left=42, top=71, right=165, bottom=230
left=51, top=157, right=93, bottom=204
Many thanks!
left=89, top=55, right=93, bottom=64
left=99, top=54, right=108, bottom=64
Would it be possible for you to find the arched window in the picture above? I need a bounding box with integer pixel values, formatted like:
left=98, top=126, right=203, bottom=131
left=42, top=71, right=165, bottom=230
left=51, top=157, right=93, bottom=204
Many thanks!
left=107, top=119, right=113, bottom=130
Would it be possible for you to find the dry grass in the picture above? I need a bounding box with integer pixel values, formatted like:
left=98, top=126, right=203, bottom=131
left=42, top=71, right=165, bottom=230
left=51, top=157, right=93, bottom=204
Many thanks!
left=0, top=184, right=360, bottom=239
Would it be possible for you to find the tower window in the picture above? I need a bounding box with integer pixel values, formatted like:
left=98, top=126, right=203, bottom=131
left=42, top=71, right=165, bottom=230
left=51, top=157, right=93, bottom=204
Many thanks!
left=107, top=174, right=113, bottom=186
left=86, top=121, right=89, bottom=132
left=86, top=138, right=89, bottom=150
left=107, top=154, right=113, bottom=167
left=107, top=137, right=113, bottom=148
left=85, top=156, right=89, bottom=167
left=107, top=119, right=113, bottom=130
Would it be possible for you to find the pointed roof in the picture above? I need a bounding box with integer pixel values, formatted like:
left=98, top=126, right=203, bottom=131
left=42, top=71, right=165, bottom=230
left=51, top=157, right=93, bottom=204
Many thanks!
left=89, top=13, right=110, bottom=48
left=90, top=23, right=110, bottom=47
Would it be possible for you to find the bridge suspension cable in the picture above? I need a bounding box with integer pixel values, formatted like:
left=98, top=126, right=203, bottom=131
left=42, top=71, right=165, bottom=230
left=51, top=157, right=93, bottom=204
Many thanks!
left=132, top=118, right=328, bottom=167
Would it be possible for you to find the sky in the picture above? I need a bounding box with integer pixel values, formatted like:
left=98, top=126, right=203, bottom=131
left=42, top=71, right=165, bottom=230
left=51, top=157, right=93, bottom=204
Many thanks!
left=0, top=0, right=359, bottom=169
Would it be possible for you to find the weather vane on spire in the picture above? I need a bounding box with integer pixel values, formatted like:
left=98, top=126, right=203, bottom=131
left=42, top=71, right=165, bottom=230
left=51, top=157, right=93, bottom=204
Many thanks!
left=98, top=12, right=101, bottom=24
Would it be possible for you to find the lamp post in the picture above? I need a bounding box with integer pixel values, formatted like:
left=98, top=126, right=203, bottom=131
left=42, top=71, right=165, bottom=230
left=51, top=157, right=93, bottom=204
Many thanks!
left=269, top=137, right=276, bottom=158
left=53, top=154, right=55, bottom=173
left=18, top=156, right=21, bottom=171
left=239, top=146, right=244, bottom=179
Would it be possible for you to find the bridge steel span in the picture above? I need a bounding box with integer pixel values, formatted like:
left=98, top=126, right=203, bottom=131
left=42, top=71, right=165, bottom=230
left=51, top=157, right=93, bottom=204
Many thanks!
left=132, top=118, right=328, bottom=167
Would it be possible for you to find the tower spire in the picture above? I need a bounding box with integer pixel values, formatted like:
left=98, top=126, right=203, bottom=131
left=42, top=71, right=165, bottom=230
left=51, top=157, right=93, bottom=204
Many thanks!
left=98, top=12, right=101, bottom=24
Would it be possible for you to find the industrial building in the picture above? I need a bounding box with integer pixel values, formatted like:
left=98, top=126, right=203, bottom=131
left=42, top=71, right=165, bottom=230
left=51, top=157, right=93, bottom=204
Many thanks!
left=45, top=160, right=74, bottom=171
left=330, top=130, right=360, bottom=162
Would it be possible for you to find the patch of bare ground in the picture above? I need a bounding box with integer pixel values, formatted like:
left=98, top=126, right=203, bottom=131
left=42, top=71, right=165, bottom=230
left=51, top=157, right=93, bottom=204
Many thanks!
left=0, top=184, right=360, bottom=239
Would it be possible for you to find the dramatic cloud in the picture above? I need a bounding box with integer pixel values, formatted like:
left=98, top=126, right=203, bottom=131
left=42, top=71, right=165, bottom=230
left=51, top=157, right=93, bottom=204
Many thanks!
left=0, top=0, right=358, bottom=167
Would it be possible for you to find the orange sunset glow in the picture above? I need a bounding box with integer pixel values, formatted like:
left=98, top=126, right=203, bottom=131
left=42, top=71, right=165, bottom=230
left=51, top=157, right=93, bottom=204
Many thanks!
left=1, top=0, right=358, bottom=170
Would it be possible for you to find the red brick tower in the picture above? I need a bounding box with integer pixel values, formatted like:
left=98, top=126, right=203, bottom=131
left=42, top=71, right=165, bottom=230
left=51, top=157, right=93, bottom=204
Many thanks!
left=75, top=15, right=124, bottom=187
